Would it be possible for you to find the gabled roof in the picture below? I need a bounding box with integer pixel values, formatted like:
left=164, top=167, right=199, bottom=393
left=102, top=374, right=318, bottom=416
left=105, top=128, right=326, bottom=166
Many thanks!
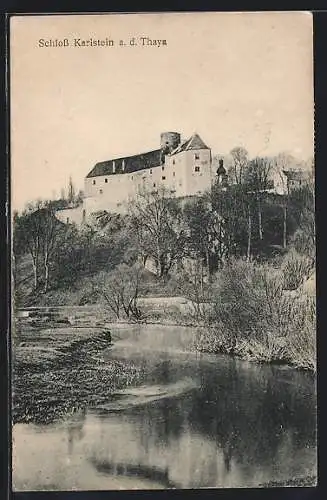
left=86, top=149, right=162, bottom=178
left=86, top=133, right=210, bottom=178
left=170, top=133, right=209, bottom=155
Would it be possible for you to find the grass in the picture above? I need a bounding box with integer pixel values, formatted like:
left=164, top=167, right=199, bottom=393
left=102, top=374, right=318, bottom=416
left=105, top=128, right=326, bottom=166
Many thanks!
left=12, top=320, right=146, bottom=425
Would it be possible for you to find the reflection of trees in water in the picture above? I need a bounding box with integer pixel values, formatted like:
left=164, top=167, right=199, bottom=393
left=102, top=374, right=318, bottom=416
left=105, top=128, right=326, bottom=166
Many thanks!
left=133, top=358, right=316, bottom=476
left=89, top=356, right=315, bottom=487
left=66, top=407, right=86, bottom=455
left=136, top=396, right=187, bottom=449
left=89, top=455, right=177, bottom=488
left=188, top=360, right=316, bottom=470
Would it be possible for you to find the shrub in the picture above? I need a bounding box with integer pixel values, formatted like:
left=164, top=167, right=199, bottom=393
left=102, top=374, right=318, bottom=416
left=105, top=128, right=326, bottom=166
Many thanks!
left=205, top=258, right=316, bottom=371
left=283, top=295, right=316, bottom=371
left=281, top=249, right=314, bottom=291
left=209, top=259, right=278, bottom=342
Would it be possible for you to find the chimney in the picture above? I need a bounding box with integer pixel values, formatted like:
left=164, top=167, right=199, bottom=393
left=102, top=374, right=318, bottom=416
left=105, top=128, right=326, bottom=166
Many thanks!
left=112, top=160, right=116, bottom=174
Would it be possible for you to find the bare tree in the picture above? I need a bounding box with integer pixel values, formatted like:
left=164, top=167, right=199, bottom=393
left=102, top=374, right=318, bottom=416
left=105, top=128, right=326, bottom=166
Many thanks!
left=273, top=152, right=296, bottom=248
left=13, top=201, right=44, bottom=290
left=129, top=186, right=187, bottom=278
left=97, top=263, right=145, bottom=320
left=245, top=156, right=274, bottom=241
left=13, top=201, right=62, bottom=293
left=39, top=204, right=62, bottom=293
left=229, top=147, right=249, bottom=185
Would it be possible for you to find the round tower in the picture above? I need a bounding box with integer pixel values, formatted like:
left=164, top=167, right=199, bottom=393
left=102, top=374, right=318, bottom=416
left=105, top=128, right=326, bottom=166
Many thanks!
left=160, top=132, right=181, bottom=153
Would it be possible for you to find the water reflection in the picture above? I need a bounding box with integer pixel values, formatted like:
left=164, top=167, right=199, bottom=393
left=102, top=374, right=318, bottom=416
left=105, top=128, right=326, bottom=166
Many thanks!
left=13, top=325, right=317, bottom=490
left=67, top=408, right=86, bottom=456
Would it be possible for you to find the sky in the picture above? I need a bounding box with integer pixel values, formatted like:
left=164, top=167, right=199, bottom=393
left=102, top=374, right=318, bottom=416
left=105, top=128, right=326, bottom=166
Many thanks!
left=10, top=12, right=314, bottom=210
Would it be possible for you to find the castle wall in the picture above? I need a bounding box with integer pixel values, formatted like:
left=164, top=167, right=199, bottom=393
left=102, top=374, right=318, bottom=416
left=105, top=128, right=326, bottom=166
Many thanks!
left=55, top=206, right=85, bottom=225
left=83, top=151, right=207, bottom=214
left=83, top=139, right=213, bottom=216
left=183, top=149, right=213, bottom=196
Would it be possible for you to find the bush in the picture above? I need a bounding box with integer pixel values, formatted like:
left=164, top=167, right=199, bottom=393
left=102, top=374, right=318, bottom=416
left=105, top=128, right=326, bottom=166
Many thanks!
left=203, top=258, right=316, bottom=371
left=283, top=295, right=316, bottom=371
left=281, top=249, right=314, bottom=291
left=209, top=259, right=280, bottom=342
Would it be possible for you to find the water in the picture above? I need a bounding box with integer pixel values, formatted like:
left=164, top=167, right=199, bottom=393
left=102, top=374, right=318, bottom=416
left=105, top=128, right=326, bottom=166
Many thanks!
left=13, top=324, right=317, bottom=490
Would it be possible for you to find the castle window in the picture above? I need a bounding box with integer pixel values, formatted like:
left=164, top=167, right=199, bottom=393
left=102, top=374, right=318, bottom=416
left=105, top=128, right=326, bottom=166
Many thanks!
left=172, top=159, right=175, bottom=165
left=105, top=178, right=108, bottom=183
left=131, top=176, right=133, bottom=180
left=93, top=180, right=96, bottom=185
left=162, top=176, right=166, bottom=180
left=66, top=217, right=70, bottom=223
left=153, top=183, right=156, bottom=188
left=173, top=172, right=176, bottom=177
left=195, top=153, right=200, bottom=160
left=162, top=166, right=165, bottom=171
left=99, top=189, right=103, bottom=194
left=195, top=166, right=200, bottom=172
left=150, top=169, right=152, bottom=174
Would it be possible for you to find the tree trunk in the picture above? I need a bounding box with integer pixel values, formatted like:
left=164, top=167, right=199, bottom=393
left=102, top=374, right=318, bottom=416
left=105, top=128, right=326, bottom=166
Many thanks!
left=247, top=208, right=252, bottom=262
left=32, top=257, right=38, bottom=290
left=205, top=248, right=210, bottom=279
left=257, top=194, right=263, bottom=240
left=200, top=259, right=204, bottom=297
left=156, top=236, right=162, bottom=278
left=44, top=258, right=49, bottom=293
left=282, top=203, right=287, bottom=249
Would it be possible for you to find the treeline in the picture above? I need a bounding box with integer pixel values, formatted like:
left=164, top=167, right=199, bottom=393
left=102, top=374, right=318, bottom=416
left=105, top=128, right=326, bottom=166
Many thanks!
left=13, top=150, right=314, bottom=298
left=13, top=149, right=316, bottom=369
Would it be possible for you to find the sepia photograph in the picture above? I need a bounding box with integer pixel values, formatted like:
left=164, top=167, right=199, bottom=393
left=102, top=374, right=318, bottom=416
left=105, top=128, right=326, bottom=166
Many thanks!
left=10, top=11, right=316, bottom=491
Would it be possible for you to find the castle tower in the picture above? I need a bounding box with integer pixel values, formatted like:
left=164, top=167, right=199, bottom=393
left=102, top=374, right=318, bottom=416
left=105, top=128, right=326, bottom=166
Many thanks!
left=160, top=132, right=181, bottom=153
left=160, top=132, right=181, bottom=164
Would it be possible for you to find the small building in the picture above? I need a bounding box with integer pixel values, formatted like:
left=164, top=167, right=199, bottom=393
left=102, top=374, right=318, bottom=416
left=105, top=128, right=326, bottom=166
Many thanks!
left=282, top=168, right=313, bottom=194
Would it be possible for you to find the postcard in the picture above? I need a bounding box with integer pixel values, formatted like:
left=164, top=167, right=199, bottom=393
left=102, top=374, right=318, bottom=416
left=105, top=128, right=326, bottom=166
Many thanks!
left=10, top=12, right=316, bottom=491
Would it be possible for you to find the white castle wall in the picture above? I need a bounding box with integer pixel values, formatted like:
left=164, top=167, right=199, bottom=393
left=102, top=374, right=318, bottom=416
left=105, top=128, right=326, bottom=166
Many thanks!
left=183, top=149, right=213, bottom=196
left=55, top=206, right=85, bottom=225
left=83, top=148, right=214, bottom=216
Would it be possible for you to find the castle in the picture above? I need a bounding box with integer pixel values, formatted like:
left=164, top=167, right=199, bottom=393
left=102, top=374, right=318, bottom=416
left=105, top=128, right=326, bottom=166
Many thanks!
left=57, top=132, right=220, bottom=224
left=55, top=131, right=311, bottom=225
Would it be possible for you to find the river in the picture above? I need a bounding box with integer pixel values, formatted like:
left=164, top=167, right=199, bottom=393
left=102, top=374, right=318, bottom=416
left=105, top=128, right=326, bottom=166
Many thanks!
left=12, top=324, right=317, bottom=490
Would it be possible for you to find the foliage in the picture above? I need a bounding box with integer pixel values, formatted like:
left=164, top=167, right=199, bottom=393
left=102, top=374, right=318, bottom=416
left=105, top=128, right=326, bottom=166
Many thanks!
left=13, top=147, right=316, bottom=372
left=198, top=258, right=316, bottom=371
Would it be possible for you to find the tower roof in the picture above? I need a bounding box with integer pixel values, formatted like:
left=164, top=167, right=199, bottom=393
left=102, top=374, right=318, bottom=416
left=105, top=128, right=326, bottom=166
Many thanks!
left=217, top=163, right=226, bottom=176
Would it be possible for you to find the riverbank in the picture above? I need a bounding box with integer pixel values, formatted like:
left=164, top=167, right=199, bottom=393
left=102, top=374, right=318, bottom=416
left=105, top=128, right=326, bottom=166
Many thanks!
left=124, top=301, right=316, bottom=373
left=15, top=297, right=316, bottom=374
left=12, top=322, right=146, bottom=425
left=13, top=318, right=317, bottom=491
